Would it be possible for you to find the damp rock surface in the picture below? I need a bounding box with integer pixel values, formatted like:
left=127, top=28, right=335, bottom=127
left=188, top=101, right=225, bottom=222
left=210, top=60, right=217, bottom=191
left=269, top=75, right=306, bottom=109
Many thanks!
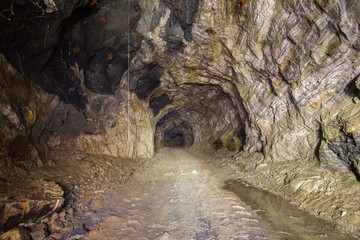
left=227, top=152, right=360, bottom=238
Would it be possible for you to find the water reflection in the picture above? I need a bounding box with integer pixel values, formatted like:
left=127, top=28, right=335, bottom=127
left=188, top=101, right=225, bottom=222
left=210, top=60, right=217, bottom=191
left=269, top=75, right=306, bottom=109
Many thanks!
left=224, top=179, right=356, bottom=240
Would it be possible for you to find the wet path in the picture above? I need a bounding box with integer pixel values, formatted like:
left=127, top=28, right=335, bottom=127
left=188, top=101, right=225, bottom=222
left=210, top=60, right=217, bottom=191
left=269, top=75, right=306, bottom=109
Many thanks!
left=71, top=148, right=354, bottom=240
left=76, top=148, right=287, bottom=239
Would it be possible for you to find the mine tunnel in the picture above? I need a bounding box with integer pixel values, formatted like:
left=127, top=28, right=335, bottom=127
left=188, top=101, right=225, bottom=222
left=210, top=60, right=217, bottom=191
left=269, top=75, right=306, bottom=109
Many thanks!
left=1, top=0, right=360, bottom=239
left=155, top=111, right=194, bottom=148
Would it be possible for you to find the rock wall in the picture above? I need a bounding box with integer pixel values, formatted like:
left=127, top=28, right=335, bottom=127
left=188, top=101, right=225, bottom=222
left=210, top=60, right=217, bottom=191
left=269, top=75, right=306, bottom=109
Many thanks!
left=132, top=0, right=360, bottom=174
left=0, top=52, right=154, bottom=182
left=135, top=0, right=360, bottom=168
left=0, top=0, right=156, bottom=169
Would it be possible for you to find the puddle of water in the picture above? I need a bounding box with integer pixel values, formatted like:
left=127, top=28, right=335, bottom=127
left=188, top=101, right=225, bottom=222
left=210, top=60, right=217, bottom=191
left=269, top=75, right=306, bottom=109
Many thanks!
left=224, top=179, right=357, bottom=240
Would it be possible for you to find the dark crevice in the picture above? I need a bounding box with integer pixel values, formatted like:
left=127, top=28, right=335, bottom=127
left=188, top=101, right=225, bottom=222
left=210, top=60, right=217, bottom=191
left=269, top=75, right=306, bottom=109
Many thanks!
left=350, top=162, right=360, bottom=182
left=314, top=126, right=323, bottom=162
left=344, top=73, right=360, bottom=97
left=130, top=64, right=163, bottom=99
left=149, top=93, right=173, bottom=116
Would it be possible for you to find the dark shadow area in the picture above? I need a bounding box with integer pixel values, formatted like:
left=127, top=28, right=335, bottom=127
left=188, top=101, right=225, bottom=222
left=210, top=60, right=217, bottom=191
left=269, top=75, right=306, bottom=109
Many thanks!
left=163, top=130, right=184, bottom=147
left=154, top=110, right=194, bottom=150
left=149, top=93, right=173, bottom=117
left=129, top=63, right=163, bottom=99
left=344, top=74, right=360, bottom=97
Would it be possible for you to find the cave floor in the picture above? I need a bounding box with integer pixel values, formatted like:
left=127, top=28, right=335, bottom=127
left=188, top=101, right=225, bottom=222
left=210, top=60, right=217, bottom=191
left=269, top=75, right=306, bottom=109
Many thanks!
left=77, top=148, right=286, bottom=240
left=42, top=148, right=352, bottom=240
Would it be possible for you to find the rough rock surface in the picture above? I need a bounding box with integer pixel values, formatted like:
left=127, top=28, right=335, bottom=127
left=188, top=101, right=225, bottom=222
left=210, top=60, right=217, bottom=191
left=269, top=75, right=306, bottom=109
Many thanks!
left=0, top=0, right=360, bottom=237
left=0, top=149, right=145, bottom=238
left=0, top=179, right=64, bottom=235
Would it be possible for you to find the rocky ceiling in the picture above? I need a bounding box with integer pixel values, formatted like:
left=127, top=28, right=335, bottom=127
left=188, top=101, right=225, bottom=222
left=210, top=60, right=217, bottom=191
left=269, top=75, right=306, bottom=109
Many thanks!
left=1, top=0, right=360, bottom=235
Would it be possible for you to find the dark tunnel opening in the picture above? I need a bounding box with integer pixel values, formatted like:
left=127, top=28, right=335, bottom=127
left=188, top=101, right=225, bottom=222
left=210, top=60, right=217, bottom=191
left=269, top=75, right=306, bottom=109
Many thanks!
left=163, top=130, right=185, bottom=147
left=155, top=111, right=194, bottom=150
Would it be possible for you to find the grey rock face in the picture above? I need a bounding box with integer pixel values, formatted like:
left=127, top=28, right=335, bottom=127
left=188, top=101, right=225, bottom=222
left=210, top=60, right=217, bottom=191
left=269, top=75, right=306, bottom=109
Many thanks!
left=319, top=98, right=360, bottom=177
left=328, top=134, right=360, bottom=177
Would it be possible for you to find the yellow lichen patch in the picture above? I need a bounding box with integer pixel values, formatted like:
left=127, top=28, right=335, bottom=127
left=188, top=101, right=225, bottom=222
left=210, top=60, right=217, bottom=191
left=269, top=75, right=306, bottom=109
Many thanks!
left=21, top=201, right=30, bottom=218
left=189, top=69, right=199, bottom=83
left=273, top=79, right=282, bottom=88
left=262, top=89, right=273, bottom=102
left=135, top=102, right=141, bottom=112
left=135, top=120, right=151, bottom=128
left=169, top=100, right=183, bottom=108
left=309, top=92, right=334, bottom=109
left=226, top=76, right=236, bottom=83
left=344, top=122, right=360, bottom=134
left=207, top=34, right=222, bottom=60
left=316, top=88, right=328, bottom=96
left=25, top=107, right=36, bottom=124
left=299, top=215, right=310, bottom=221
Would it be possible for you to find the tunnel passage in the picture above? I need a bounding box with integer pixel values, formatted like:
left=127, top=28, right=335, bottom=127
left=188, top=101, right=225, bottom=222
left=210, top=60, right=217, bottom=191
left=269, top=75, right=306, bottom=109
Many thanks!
left=155, top=111, right=194, bottom=149
left=154, top=84, right=246, bottom=152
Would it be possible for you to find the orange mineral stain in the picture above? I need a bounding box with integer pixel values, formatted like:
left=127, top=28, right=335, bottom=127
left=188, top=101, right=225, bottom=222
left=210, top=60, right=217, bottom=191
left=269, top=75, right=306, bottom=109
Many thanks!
left=99, top=16, right=107, bottom=25
left=206, top=28, right=215, bottom=35
left=136, top=36, right=143, bottom=43
left=73, top=45, right=80, bottom=54
left=175, top=6, right=182, bottom=16
left=133, top=5, right=141, bottom=11
left=90, top=0, right=98, bottom=6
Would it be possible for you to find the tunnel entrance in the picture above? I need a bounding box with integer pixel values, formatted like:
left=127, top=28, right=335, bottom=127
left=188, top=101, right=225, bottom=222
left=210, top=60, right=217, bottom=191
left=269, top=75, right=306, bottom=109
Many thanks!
left=155, top=111, right=194, bottom=149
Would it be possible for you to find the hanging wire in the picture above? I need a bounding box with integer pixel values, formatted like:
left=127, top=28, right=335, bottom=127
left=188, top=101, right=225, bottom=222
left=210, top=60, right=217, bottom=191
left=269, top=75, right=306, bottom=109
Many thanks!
left=127, top=0, right=131, bottom=144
